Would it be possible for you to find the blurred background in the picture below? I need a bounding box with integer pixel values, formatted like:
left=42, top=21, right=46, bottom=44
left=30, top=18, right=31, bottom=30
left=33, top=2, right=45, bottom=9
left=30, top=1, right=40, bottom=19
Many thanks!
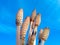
left=0, top=0, right=60, bottom=45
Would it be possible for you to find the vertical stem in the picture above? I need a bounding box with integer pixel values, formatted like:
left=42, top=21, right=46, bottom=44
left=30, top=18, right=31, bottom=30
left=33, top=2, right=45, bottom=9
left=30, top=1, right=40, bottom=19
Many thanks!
left=16, top=26, right=20, bottom=45
left=30, top=22, right=33, bottom=36
left=41, top=40, right=45, bottom=45
left=33, top=26, right=37, bottom=45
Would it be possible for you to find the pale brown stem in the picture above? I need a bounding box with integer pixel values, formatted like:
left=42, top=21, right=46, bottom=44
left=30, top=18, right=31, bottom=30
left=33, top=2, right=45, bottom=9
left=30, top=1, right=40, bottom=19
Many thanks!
left=16, top=26, right=20, bottom=45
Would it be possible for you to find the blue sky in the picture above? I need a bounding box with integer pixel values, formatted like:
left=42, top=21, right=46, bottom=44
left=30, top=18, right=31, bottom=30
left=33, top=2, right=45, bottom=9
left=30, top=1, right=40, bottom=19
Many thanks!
left=0, top=0, right=60, bottom=45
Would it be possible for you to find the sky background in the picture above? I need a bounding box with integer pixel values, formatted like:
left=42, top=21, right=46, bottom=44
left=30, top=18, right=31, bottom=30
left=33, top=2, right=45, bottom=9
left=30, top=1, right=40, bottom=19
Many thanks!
left=0, top=0, right=60, bottom=45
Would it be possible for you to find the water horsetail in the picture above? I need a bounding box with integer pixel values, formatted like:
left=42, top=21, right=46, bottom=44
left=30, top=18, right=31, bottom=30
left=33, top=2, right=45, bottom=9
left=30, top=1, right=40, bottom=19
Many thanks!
left=41, top=27, right=49, bottom=41
left=21, top=17, right=30, bottom=45
left=16, top=9, right=50, bottom=45
left=16, top=9, right=23, bottom=26
left=33, top=14, right=41, bottom=37
left=28, top=9, right=36, bottom=45
left=33, top=14, right=41, bottom=45
left=16, top=9, right=23, bottom=45
left=28, top=14, right=41, bottom=45
left=39, top=27, right=50, bottom=45
left=38, top=29, right=43, bottom=45
left=30, top=9, right=36, bottom=36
